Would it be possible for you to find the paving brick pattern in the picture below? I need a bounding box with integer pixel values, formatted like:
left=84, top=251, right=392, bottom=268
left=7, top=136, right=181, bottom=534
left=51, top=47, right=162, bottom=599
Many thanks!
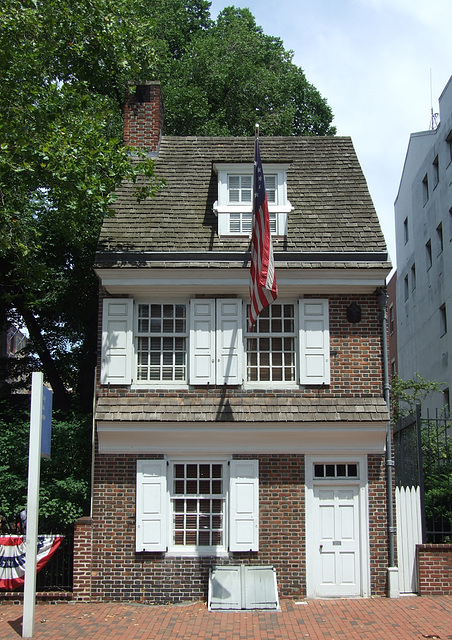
left=1, top=597, right=452, bottom=640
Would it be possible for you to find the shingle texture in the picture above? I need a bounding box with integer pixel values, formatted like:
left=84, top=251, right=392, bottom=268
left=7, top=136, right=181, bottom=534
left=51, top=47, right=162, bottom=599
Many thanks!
left=97, top=136, right=389, bottom=265
left=95, top=394, right=388, bottom=423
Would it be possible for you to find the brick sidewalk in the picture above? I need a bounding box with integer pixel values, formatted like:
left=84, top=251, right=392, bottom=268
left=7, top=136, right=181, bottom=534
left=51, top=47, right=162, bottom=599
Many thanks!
left=1, top=597, right=452, bottom=640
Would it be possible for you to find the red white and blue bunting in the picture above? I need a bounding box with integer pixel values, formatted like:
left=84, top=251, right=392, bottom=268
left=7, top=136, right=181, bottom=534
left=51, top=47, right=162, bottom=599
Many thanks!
left=0, top=535, right=63, bottom=590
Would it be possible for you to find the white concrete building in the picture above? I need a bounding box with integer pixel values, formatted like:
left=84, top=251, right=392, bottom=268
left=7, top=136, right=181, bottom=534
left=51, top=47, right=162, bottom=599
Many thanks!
left=395, top=75, right=452, bottom=413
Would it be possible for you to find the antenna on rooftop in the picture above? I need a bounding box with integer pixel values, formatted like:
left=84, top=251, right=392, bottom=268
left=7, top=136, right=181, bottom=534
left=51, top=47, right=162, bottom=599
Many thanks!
left=429, top=69, right=439, bottom=130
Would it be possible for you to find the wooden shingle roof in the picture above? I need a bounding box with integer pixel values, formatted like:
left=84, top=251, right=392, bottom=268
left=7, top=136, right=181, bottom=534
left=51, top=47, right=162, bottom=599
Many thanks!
left=95, top=393, right=389, bottom=424
left=96, top=136, right=389, bottom=268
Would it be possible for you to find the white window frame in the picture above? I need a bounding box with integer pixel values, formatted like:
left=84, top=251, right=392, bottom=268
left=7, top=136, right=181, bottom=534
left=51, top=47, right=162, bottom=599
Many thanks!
left=245, top=302, right=297, bottom=385
left=136, top=458, right=259, bottom=556
left=169, top=460, right=228, bottom=555
left=135, top=302, right=188, bottom=386
left=213, top=163, right=292, bottom=238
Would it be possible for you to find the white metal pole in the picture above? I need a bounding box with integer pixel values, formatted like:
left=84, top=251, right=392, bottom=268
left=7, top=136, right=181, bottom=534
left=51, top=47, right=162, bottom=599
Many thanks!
left=22, top=372, right=44, bottom=638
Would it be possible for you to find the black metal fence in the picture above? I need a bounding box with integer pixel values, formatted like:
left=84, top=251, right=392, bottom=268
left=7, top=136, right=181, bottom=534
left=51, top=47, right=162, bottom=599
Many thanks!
left=36, top=533, right=73, bottom=591
left=394, top=406, right=452, bottom=543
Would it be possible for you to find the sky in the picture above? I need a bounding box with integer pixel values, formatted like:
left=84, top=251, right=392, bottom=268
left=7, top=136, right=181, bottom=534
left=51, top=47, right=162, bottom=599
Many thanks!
left=208, top=0, right=452, bottom=268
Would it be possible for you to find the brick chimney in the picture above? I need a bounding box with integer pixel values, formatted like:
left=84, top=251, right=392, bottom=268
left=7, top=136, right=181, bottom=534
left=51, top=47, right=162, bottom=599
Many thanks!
left=123, top=81, right=164, bottom=154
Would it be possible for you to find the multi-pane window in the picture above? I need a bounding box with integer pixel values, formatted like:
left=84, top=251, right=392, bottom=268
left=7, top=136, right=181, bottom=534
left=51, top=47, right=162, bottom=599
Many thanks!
left=229, top=211, right=277, bottom=234
left=314, top=463, right=358, bottom=479
left=136, top=303, right=187, bottom=382
left=246, top=303, right=296, bottom=382
left=171, top=463, right=225, bottom=548
left=228, top=174, right=277, bottom=205
left=228, top=174, right=277, bottom=235
left=228, top=175, right=252, bottom=204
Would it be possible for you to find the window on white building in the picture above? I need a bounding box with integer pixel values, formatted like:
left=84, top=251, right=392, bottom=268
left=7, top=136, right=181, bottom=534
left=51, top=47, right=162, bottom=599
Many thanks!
left=426, top=239, right=432, bottom=269
left=437, top=223, right=443, bottom=254
left=422, top=174, right=429, bottom=205
left=440, top=303, right=447, bottom=336
left=433, top=155, right=439, bottom=188
left=446, top=131, right=452, bottom=164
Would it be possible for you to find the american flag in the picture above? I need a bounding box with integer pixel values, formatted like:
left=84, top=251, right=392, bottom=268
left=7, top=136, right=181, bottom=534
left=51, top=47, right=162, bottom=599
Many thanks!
left=249, top=136, right=277, bottom=329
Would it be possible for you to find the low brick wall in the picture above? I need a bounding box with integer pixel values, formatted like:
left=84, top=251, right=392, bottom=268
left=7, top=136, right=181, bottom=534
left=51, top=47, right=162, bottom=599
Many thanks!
left=0, top=591, right=72, bottom=604
left=73, top=516, right=93, bottom=601
left=417, top=544, right=452, bottom=595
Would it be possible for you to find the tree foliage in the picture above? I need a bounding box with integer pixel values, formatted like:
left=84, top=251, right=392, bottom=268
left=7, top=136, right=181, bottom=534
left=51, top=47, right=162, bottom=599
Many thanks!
left=0, top=0, right=162, bottom=409
left=162, top=7, right=336, bottom=136
left=0, top=398, right=91, bottom=533
left=390, top=373, right=442, bottom=425
left=0, top=1, right=336, bottom=528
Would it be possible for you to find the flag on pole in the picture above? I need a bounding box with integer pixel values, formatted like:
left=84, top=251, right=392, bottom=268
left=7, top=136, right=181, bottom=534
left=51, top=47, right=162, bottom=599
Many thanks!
left=249, top=131, right=277, bottom=328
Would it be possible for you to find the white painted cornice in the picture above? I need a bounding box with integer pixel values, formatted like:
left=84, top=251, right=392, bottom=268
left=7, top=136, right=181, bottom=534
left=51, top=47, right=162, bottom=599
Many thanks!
left=96, top=266, right=389, bottom=298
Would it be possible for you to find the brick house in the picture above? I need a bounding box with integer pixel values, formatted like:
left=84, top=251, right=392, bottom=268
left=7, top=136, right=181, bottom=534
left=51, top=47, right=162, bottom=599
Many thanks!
left=73, top=82, right=392, bottom=604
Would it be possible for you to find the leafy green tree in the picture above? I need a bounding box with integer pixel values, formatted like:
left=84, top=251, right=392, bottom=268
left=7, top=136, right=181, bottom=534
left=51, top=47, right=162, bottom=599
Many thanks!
left=0, top=0, right=161, bottom=409
left=390, top=373, right=442, bottom=425
left=0, top=0, right=336, bottom=530
left=162, top=7, right=336, bottom=136
left=0, top=398, right=90, bottom=533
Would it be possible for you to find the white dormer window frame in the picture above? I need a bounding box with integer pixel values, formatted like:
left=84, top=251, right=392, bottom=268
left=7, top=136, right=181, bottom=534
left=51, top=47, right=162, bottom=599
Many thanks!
left=213, top=163, right=293, bottom=238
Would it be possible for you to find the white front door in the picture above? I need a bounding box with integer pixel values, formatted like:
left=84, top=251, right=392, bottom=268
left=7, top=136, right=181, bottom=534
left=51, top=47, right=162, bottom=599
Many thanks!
left=312, top=484, right=361, bottom=596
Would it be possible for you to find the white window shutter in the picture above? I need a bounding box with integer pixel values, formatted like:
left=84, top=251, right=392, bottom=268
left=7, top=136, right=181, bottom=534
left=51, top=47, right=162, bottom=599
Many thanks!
left=101, top=298, right=133, bottom=385
left=229, top=460, right=259, bottom=552
left=189, top=299, right=216, bottom=384
left=299, top=298, right=330, bottom=385
left=216, top=299, right=243, bottom=384
left=136, top=460, right=167, bottom=552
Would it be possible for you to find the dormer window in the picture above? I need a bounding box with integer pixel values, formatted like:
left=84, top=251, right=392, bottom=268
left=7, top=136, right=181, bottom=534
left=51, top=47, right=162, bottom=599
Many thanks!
left=213, top=163, right=292, bottom=237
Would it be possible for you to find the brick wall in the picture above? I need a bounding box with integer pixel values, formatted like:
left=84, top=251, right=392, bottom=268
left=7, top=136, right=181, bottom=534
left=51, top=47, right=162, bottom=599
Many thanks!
left=417, top=544, right=452, bottom=595
left=79, top=451, right=388, bottom=603
left=97, top=291, right=384, bottom=400
left=368, top=454, right=389, bottom=595
left=123, top=82, right=163, bottom=151
left=73, top=517, right=93, bottom=601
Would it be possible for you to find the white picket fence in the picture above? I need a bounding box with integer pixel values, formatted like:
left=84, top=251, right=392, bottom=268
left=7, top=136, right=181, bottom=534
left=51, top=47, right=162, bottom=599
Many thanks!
left=395, top=485, right=422, bottom=593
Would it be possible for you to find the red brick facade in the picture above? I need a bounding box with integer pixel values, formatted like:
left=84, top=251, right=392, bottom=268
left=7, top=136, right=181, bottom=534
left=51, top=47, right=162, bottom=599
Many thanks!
left=417, top=544, right=452, bottom=595
left=73, top=451, right=388, bottom=603
left=72, top=288, right=393, bottom=603
left=123, top=81, right=163, bottom=151
left=96, top=292, right=384, bottom=398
